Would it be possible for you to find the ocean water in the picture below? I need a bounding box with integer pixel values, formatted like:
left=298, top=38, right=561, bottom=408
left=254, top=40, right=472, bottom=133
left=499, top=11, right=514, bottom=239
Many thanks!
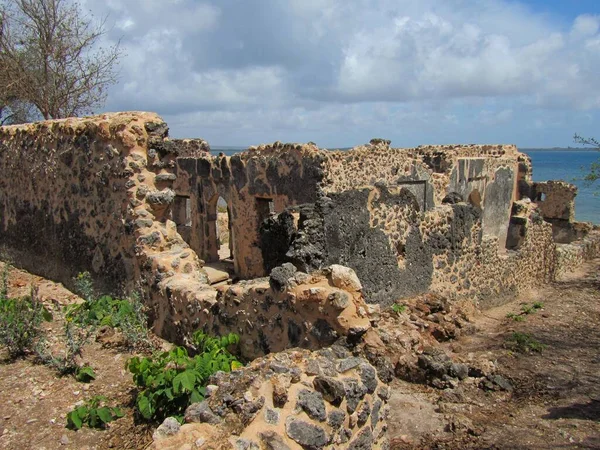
left=211, top=146, right=599, bottom=224
left=525, top=150, right=599, bottom=224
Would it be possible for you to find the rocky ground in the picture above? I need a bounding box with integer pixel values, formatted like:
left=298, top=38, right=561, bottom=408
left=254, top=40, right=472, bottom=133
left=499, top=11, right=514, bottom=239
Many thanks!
left=0, top=259, right=599, bottom=449
left=0, top=264, right=155, bottom=450
left=387, top=259, right=600, bottom=449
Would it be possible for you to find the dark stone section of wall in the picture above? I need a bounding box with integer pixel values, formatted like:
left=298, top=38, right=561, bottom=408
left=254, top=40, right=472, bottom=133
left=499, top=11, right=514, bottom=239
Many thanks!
left=321, top=189, right=433, bottom=306
left=286, top=201, right=328, bottom=272
left=0, top=200, right=127, bottom=294
left=260, top=211, right=296, bottom=272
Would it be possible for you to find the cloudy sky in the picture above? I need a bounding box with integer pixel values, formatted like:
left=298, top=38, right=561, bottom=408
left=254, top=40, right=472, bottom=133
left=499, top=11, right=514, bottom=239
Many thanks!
left=85, top=0, right=600, bottom=148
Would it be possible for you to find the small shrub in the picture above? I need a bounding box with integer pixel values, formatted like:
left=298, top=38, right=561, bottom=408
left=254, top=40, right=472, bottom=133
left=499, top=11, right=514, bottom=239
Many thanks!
left=0, top=285, right=52, bottom=358
left=75, top=365, right=96, bottom=383
left=532, top=301, right=544, bottom=310
left=36, top=319, right=92, bottom=375
left=392, top=303, right=407, bottom=315
left=128, top=331, right=242, bottom=422
left=506, top=332, right=546, bottom=353
left=66, top=395, right=123, bottom=430
left=506, top=312, right=526, bottom=322
left=68, top=273, right=152, bottom=349
left=73, top=272, right=95, bottom=303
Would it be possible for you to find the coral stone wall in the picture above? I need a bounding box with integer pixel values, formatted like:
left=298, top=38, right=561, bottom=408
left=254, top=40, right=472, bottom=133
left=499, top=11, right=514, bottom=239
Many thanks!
left=0, top=112, right=165, bottom=291
left=152, top=347, right=390, bottom=450
left=0, top=113, right=208, bottom=336
left=174, top=143, right=325, bottom=278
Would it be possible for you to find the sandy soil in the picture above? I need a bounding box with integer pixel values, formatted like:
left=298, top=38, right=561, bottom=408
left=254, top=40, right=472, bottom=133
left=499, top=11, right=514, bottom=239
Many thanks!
left=1, top=259, right=599, bottom=449
left=389, top=259, right=600, bottom=449
left=0, top=263, right=154, bottom=450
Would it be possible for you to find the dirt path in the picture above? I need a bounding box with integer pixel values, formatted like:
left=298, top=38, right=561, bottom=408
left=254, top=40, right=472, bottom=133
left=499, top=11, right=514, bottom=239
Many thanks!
left=389, top=259, right=600, bottom=449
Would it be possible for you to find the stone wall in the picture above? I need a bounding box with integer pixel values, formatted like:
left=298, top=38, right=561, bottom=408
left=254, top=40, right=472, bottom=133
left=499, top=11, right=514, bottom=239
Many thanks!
left=0, top=113, right=208, bottom=342
left=1, top=113, right=598, bottom=353
left=174, top=143, right=325, bottom=279
left=151, top=347, right=390, bottom=449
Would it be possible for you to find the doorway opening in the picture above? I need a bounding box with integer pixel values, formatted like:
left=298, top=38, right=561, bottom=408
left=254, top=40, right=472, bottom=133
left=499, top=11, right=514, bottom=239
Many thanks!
left=216, top=196, right=233, bottom=262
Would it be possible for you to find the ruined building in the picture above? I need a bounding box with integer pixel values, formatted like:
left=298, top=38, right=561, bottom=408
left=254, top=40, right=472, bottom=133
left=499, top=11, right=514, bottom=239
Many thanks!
left=0, top=112, right=597, bottom=358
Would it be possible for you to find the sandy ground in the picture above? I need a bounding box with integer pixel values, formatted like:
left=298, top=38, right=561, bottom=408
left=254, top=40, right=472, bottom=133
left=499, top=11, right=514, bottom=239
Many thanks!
left=1, top=259, right=599, bottom=449
left=389, top=259, right=600, bottom=449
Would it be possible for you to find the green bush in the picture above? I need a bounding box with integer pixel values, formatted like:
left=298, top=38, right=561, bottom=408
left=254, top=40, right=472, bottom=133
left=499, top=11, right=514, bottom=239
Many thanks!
left=506, top=332, right=546, bottom=353
left=128, top=331, right=242, bottom=422
left=68, top=273, right=151, bottom=349
left=35, top=319, right=92, bottom=376
left=66, top=395, right=123, bottom=430
left=0, top=270, right=52, bottom=358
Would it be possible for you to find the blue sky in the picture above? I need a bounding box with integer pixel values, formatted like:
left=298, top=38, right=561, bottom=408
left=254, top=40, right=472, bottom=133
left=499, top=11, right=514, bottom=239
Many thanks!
left=88, top=0, right=600, bottom=149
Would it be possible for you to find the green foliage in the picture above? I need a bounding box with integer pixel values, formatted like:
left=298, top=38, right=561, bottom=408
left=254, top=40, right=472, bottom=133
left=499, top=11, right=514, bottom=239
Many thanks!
left=35, top=319, right=92, bottom=376
left=73, top=272, right=95, bottom=303
left=506, top=332, right=546, bottom=354
left=506, top=302, right=543, bottom=321
left=573, top=134, right=600, bottom=186
left=392, top=303, right=407, bottom=315
left=128, top=331, right=242, bottom=422
left=0, top=277, right=52, bottom=358
left=66, top=395, right=124, bottom=430
left=75, top=365, right=96, bottom=383
left=69, top=273, right=151, bottom=349
left=506, top=313, right=526, bottom=322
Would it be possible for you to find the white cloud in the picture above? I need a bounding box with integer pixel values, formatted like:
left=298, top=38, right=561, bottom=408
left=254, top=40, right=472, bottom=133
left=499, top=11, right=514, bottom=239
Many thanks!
left=82, top=0, right=600, bottom=147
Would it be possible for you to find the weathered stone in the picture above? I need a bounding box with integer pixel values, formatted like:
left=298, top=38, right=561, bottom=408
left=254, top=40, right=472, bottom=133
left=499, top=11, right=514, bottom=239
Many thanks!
left=449, top=363, right=469, bottom=380
left=376, top=385, right=390, bottom=401
left=371, top=399, right=382, bottom=428
left=329, top=264, right=363, bottom=292
left=259, top=431, right=290, bottom=450
left=152, top=417, right=180, bottom=441
left=269, top=263, right=297, bottom=292
left=338, top=357, right=364, bottom=373
left=297, top=389, right=327, bottom=421
left=235, top=438, right=259, bottom=450
left=155, top=173, right=177, bottom=182
left=328, top=410, right=346, bottom=429
left=264, top=407, right=279, bottom=425
left=285, top=418, right=329, bottom=449
left=184, top=401, right=221, bottom=424
left=357, top=400, right=370, bottom=427
left=313, top=376, right=346, bottom=406
left=348, top=428, right=374, bottom=450
left=344, top=379, right=367, bottom=413
left=358, top=363, right=378, bottom=394
left=328, top=291, right=351, bottom=310
left=271, top=374, right=291, bottom=408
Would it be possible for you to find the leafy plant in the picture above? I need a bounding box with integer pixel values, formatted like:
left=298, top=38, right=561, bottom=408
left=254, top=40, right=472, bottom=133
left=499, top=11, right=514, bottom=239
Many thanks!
left=0, top=264, right=9, bottom=301
left=68, top=273, right=152, bottom=349
left=66, top=395, right=124, bottom=430
left=506, top=312, right=526, bottom=322
left=75, top=365, right=96, bottom=383
left=73, top=271, right=95, bottom=303
left=128, top=331, right=241, bottom=422
left=35, top=319, right=92, bottom=376
left=0, top=285, right=52, bottom=358
left=392, top=303, right=407, bottom=315
left=506, top=332, right=546, bottom=353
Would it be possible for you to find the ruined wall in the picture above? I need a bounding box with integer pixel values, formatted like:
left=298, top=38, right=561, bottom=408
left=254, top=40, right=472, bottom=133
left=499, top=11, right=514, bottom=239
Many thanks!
left=174, top=143, right=325, bottom=278
left=152, top=347, right=390, bottom=450
left=0, top=113, right=209, bottom=340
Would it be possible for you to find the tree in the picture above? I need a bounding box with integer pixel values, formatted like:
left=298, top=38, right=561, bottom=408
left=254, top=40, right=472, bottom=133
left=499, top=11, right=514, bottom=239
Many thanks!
left=0, top=0, right=121, bottom=122
left=573, top=134, right=600, bottom=186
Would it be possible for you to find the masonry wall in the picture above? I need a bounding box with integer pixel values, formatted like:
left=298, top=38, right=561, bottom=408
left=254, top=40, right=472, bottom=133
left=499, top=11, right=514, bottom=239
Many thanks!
left=174, top=143, right=325, bottom=278
left=0, top=113, right=209, bottom=341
